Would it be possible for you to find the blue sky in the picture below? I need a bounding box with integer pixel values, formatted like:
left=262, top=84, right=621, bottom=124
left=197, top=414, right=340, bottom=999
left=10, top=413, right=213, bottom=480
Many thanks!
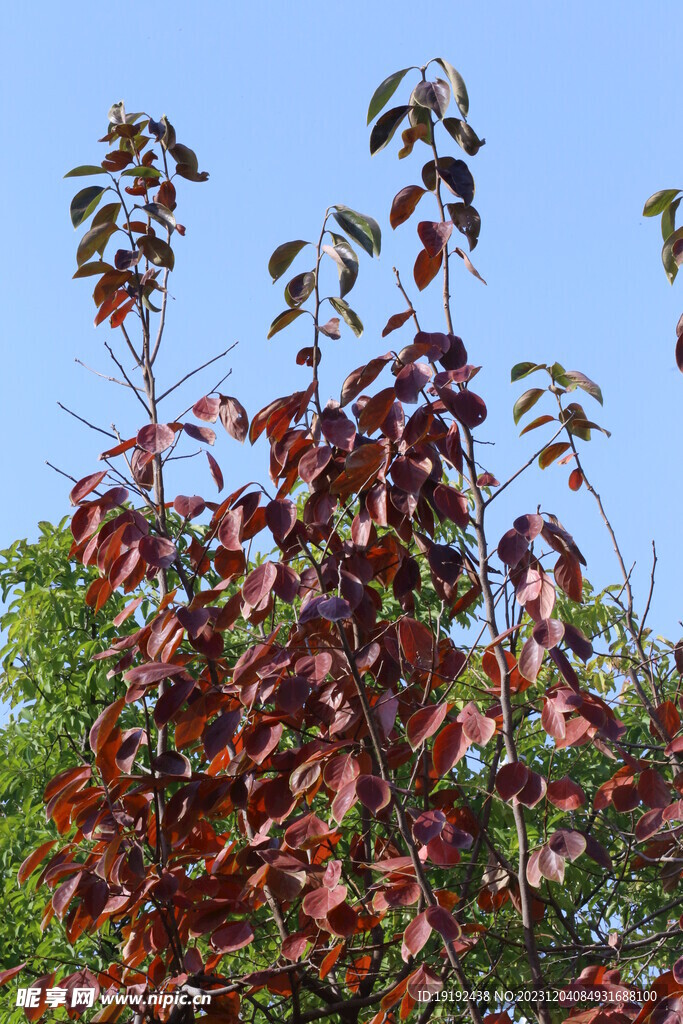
left=1, top=1, right=682, bottom=638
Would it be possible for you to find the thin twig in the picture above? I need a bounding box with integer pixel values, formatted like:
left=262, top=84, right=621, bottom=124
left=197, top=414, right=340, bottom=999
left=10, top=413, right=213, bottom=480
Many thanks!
left=104, top=342, right=152, bottom=414
left=156, top=342, right=237, bottom=402
left=56, top=401, right=117, bottom=438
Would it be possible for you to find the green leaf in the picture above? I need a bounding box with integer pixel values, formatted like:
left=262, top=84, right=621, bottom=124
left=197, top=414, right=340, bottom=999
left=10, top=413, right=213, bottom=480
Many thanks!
left=513, top=388, right=545, bottom=425
left=571, top=417, right=611, bottom=438
left=408, top=105, right=433, bottom=145
left=443, top=117, right=485, bottom=156
left=434, top=58, right=469, bottom=117
left=64, top=165, right=109, bottom=178
left=332, top=206, right=381, bottom=258
left=76, top=223, right=117, bottom=266
left=268, top=240, right=310, bottom=282
left=329, top=296, right=363, bottom=337
left=92, top=203, right=121, bottom=228
left=367, top=67, right=412, bottom=125
left=138, top=235, right=175, bottom=270
left=140, top=203, right=176, bottom=232
left=284, top=271, right=315, bottom=308
left=168, top=143, right=209, bottom=182
left=370, top=105, right=410, bottom=155
left=643, top=189, right=680, bottom=218
left=267, top=308, right=306, bottom=339
left=121, top=166, right=161, bottom=179
left=72, top=261, right=114, bottom=280
left=563, top=371, right=603, bottom=406
left=511, top=361, right=546, bottom=382
left=324, top=235, right=358, bottom=298
left=70, top=186, right=106, bottom=228
left=550, top=362, right=571, bottom=387
left=661, top=226, right=683, bottom=284
left=538, top=442, right=570, bottom=469
left=662, top=197, right=681, bottom=241
left=142, top=292, right=162, bottom=312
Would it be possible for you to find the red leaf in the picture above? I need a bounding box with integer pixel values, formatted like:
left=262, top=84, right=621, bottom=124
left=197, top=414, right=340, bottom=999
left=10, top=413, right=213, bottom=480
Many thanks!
left=282, top=934, right=309, bottom=962
left=138, top=535, right=178, bottom=569
left=89, top=697, right=125, bottom=753
left=548, top=829, right=586, bottom=861
left=319, top=317, right=341, bottom=339
left=418, top=220, right=453, bottom=257
left=547, top=776, right=586, bottom=810
left=137, top=423, right=176, bottom=454
left=110, top=297, right=135, bottom=327
left=635, top=807, right=664, bottom=842
left=518, top=637, right=544, bottom=682
left=516, top=771, right=547, bottom=808
left=331, top=780, right=358, bottom=824
left=340, top=354, right=392, bottom=406
left=495, top=762, right=529, bottom=800
left=395, top=362, right=432, bottom=403
left=390, top=186, right=426, bottom=229
left=433, top=484, right=469, bottom=528
left=382, top=310, right=413, bottom=337
left=174, top=494, right=206, bottom=519
left=433, top=722, right=469, bottom=774
left=532, top=618, right=565, bottom=650
left=454, top=246, right=487, bottom=284
left=0, top=964, right=26, bottom=987
left=638, top=768, right=671, bottom=809
left=206, top=451, right=224, bottom=491
left=439, top=386, right=488, bottom=428
left=412, top=809, right=446, bottom=844
left=401, top=911, right=432, bottom=961
left=458, top=702, right=496, bottom=746
left=320, top=409, right=356, bottom=451
left=513, top=513, right=544, bottom=540
left=243, top=562, right=278, bottom=607
left=674, top=955, right=683, bottom=985
left=425, top=905, right=461, bottom=941
left=356, top=775, right=391, bottom=814
left=568, top=468, right=583, bottom=491
left=70, top=471, right=107, bottom=504
left=124, top=662, right=186, bottom=685
left=266, top=499, right=297, bottom=541
left=537, top=845, right=565, bottom=884
left=335, top=444, right=386, bottom=493
left=414, top=247, right=443, bottom=290
left=497, top=528, right=529, bottom=567
left=193, top=395, right=220, bottom=422
left=99, top=436, right=136, bottom=459
left=398, top=617, right=434, bottom=668
left=17, top=842, right=57, bottom=885
left=219, top=395, right=249, bottom=442
left=650, top=700, right=681, bottom=739
left=302, top=885, right=347, bottom=919
left=245, top=722, right=282, bottom=765
left=407, top=703, right=448, bottom=749
left=526, top=849, right=542, bottom=888
left=184, top=422, right=216, bottom=445
left=555, top=553, right=582, bottom=601
left=211, top=920, right=255, bottom=952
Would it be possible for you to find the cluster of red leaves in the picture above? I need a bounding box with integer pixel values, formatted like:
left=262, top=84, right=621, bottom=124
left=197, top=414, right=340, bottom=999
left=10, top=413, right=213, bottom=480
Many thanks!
left=7, top=74, right=683, bottom=1024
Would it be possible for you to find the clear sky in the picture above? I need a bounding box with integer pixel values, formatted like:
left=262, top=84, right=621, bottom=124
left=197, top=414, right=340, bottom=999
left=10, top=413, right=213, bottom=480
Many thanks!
left=1, top=1, right=682, bottom=638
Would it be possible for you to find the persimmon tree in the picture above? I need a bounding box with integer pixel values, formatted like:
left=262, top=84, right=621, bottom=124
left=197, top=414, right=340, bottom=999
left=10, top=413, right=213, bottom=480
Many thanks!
left=2, top=57, right=683, bottom=1024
